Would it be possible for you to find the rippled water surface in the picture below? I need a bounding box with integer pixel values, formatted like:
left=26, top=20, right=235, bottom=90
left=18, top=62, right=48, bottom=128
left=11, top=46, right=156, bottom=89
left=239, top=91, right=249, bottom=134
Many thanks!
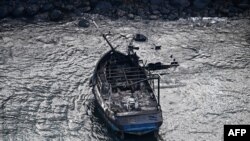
left=0, top=17, right=249, bottom=141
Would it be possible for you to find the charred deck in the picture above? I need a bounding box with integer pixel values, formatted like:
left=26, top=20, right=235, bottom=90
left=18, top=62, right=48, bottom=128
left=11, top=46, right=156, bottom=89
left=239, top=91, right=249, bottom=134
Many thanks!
left=95, top=51, right=160, bottom=114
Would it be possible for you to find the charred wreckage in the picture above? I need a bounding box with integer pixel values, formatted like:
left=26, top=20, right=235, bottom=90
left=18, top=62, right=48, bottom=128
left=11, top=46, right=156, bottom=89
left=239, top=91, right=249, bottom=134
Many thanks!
left=89, top=21, right=179, bottom=138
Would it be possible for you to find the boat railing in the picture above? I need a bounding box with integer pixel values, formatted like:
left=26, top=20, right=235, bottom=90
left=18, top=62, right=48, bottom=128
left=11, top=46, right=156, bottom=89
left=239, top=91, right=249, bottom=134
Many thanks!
left=108, top=83, right=112, bottom=108
left=96, top=73, right=102, bottom=91
left=107, top=66, right=146, bottom=79
left=96, top=73, right=113, bottom=107
left=145, top=73, right=161, bottom=107
left=150, top=74, right=160, bottom=107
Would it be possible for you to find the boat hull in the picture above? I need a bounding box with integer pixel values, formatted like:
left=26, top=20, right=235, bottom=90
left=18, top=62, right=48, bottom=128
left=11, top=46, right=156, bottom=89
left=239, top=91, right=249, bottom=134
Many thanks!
left=91, top=50, right=163, bottom=135
left=93, top=87, right=163, bottom=135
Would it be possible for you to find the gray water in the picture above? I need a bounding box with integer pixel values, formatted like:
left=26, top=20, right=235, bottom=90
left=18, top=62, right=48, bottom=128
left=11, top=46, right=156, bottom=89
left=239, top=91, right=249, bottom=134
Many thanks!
left=0, top=16, right=249, bottom=141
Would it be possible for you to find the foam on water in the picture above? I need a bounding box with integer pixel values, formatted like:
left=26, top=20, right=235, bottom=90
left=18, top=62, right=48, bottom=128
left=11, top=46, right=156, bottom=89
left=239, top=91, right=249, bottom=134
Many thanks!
left=0, top=17, right=249, bottom=141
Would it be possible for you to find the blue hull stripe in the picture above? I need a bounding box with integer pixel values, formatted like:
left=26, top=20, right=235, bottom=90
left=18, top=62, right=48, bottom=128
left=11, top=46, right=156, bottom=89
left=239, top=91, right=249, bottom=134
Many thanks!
left=123, top=123, right=158, bottom=132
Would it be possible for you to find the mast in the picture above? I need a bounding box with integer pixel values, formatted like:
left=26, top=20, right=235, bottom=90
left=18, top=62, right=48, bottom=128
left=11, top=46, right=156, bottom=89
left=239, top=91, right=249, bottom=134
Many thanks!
left=102, top=34, right=115, bottom=51
left=92, top=20, right=115, bottom=52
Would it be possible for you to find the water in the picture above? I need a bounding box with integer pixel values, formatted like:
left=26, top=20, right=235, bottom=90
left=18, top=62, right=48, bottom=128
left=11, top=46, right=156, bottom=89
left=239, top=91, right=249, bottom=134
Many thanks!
left=0, top=16, right=249, bottom=141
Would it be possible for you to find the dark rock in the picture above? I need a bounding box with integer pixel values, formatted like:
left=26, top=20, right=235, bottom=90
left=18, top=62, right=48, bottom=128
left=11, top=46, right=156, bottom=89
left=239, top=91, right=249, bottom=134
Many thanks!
left=162, top=14, right=169, bottom=19
left=49, top=9, right=63, bottom=21
left=228, top=6, right=241, bottom=17
left=137, top=8, right=148, bottom=19
left=179, top=10, right=188, bottom=18
left=193, top=0, right=211, bottom=9
left=112, top=0, right=123, bottom=6
left=95, top=1, right=113, bottom=12
left=78, top=19, right=90, bottom=28
left=134, top=16, right=142, bottom=21
left=90, top=0, right=99, bottom=7
left=82, top=1, right=90, bottom=6
left=74, top=6, right=91, bottom=15
left=137, top=8, right=145, bottom=16
left=208, top=8, right=216, bottom=17
left=137, top=0, right=149, bottom=5
left=151, top=10, right=161, bottom=15
left=74, top=9, right=83, bottom=16
left=28, top=0, right=38, bottom=4
left=72, top=0, right=82, bottom=7
left=236, top=0, right=250, bottom=9
left=219, top=7, right=230, bottom=16
left=170, top=0, right=190, bottom=8
left=63, top=5, right=75, bottom=12
left=149, top=5, right=160, bottom=16
left=202, top=8, right=210, bottom=17
left=83, top=6, right=91, bottom=12
left=150, top=5, right=160, bottom=12
left=182, top=8, right=192, bottom=17
left=127, top=13, right=134, bottom=19
left=149, top=15, right=159, bottom=20
left=168, top=12, right=179, bottom=20
left=53, top=1, right=63, bottom=8
left=150, top=0, right=163, bottom=5
left=0, top=6, right=11, bottom=19
left=41, top=3, right=54, bottom=12
left=243, top=9, right=250, bottom=17
left=160, top=7, right=170, bottom=15
left=34, top=12, right=49, bottom=21
left=116, top=9, right=126, bottom=17
left=144, top=9, right=151, bottom=17
left=134, top=34, right=147, bottom=42
left=25, top=4, right=40, bottom=17
left=191, top=10, right=201, bottom=17
left=12, top=5, right=25, bottom=17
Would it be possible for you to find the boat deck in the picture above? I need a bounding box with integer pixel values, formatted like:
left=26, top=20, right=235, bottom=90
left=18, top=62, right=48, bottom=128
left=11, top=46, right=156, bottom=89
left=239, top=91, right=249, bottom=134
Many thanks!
left=97, top=54, right=158, bottom=113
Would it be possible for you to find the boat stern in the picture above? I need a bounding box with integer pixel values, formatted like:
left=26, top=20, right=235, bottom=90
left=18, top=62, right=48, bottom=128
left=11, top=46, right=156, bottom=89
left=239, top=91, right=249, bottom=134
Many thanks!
left=115, top=111, right=163, bottom=135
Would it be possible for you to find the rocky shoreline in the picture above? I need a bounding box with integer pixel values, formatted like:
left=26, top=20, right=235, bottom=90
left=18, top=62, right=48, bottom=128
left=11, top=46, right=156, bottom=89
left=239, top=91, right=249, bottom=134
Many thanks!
left=0, top=0, right=250, bottom=22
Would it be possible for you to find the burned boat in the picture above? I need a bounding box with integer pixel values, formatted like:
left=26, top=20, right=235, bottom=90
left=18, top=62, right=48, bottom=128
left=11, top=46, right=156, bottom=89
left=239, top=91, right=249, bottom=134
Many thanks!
left=90, top=23, right=178, bottom=136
